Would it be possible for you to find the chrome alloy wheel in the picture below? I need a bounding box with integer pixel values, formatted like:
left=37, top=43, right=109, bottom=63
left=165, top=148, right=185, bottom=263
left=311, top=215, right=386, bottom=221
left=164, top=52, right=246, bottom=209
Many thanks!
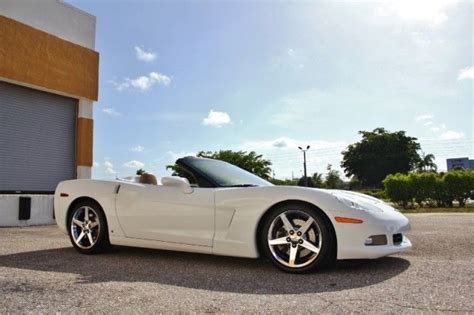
left=70, top=206, right=100, bottom=249
left=267, top=210, right=322, bottom=268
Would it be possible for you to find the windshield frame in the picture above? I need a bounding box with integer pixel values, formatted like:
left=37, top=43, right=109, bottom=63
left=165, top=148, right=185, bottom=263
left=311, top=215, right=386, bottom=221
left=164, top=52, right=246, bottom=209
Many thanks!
left=176, top=156, right=273, bottom=188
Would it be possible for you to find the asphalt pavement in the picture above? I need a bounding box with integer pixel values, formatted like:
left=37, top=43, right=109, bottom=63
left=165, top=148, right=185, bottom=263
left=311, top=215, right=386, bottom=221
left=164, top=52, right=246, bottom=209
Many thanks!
left=0, top=213, right=473, bottom=313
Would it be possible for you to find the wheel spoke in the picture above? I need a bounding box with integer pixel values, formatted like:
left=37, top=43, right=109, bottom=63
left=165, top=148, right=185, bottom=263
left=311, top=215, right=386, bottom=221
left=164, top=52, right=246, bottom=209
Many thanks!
left=89, top=221, right=99, bottom=229
left=280, top=213, right=294, bottom=232
left=72, top=218, right=83, bottom=227
left=289, top=245, right=298, bottom=267
left=300, top=240, right=320, bottom=254
left=268, top=237, right=289, bottom=246
left=84, top=207, right=89, bottom=221
left=87, top=232, right=94, bottom=245
left=76, top=231, right=85, bottom=243
left=298, top=217, right=314, bottom=235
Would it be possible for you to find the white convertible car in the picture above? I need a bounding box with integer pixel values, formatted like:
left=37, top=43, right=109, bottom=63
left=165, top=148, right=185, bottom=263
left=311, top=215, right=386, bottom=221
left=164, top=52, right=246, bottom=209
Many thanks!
left=55, top=156, right=411, bottom=273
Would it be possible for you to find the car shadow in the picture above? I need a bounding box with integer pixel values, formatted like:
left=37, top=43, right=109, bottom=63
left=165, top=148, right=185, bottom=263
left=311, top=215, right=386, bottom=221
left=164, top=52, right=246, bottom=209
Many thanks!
left=0, top=246, right=410, bottom=294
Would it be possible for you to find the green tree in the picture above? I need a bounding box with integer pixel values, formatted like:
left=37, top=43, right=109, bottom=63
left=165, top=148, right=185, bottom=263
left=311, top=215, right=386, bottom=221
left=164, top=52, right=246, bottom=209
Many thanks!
left=341, top=128, right=422, bottom=187
left=417, top=153, right=437, bottom=172
left=325, top=164, right=344, bottom=189
left=312, top=172, right=325, bottom=188
left=136, top=168, right=146, bottom=175
left=167, top=150, right=272, bottom=180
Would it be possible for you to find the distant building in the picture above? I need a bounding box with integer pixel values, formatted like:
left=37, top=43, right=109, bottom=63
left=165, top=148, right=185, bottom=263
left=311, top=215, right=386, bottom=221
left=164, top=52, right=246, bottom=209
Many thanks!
left=446, top=157, right=474, bottom=170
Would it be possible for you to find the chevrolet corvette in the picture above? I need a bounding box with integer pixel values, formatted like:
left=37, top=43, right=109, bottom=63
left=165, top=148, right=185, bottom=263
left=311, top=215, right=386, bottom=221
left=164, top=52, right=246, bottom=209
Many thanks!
left=54, top=156, right=411, bottom=273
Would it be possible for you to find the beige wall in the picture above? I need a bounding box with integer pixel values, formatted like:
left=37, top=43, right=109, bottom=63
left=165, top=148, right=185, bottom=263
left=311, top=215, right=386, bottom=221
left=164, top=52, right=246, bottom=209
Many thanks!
left=0, top=15, right=99, bottom=101
left=76, top=118, right=94, bottom=167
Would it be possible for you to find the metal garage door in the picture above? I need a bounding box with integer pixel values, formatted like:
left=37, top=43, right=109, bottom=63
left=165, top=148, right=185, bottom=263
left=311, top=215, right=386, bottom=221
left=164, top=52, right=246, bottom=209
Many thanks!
left=0, top=81, right=77, bottom=193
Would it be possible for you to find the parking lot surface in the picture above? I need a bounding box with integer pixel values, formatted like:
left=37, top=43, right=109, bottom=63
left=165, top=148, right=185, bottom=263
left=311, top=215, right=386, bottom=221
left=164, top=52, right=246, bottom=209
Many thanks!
left=1, top=213, right=473, bottom=313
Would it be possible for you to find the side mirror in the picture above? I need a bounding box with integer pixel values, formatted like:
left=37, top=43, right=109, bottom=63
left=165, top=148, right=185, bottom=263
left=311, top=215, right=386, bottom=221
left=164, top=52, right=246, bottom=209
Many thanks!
left=161, top=176, right=194, bottom=194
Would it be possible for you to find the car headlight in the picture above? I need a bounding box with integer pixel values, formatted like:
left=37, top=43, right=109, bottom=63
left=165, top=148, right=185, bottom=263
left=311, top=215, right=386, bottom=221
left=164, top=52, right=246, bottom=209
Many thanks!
left=335, top=196, right=384, bottom=213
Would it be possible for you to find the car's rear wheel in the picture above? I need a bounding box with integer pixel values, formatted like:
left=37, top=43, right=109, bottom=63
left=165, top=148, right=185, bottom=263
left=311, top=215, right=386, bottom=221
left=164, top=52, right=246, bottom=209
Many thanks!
left=68, top=200, right=110, bottom=254
left=260, top=203, right=336, bottom=273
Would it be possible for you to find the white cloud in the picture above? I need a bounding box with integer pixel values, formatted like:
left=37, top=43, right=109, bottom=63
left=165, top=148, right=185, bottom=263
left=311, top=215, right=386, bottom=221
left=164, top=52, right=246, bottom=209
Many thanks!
left=103, top=160, right=116, bottom=174
left=131, top=145, right=144, bottom=152
left=93, top=161, right=100, bottom=167
left=110, top=72, right=171, bottom=91
left=458, top=67, right=474, bottom=80
left=429, top=123, right=447, bottom=133
left=415, top=114, right=434, bottom=122
left=272, top=139, right=288, bottom=148
left=123, top=160, right=145, bottom=169
left=134, top=46, right=156, bottom=62
left=202, top=110, right=232, bottom=127
left=375, top=0, right=459, bottom=26
left=102, top=107, right=122, bottom=116
left=411, top=31, right=431, bottom=46
left=439, top=130, right=465, bottom=140
left=420, top=119, right=464, bottom=140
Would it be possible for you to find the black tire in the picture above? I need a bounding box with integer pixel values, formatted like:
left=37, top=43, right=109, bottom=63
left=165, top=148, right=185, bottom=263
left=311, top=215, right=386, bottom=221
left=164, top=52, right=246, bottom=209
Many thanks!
left=67, top=200, right=111, bottom=254
left=259, top=202, right=336, bottom=273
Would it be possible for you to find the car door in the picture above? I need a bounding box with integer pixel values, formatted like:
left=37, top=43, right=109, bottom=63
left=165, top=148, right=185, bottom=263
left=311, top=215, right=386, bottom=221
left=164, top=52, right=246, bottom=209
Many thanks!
left=115, top=183, right=215, bottom=247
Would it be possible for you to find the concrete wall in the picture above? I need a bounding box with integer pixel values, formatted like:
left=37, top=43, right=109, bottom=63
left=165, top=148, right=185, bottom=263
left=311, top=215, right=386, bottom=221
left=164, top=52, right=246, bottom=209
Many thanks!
left=0, top=195, right=55, bottom=227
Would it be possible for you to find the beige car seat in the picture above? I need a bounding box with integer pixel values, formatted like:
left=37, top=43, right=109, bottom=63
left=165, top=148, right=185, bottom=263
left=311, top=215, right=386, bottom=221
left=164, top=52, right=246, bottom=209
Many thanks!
left=139, top=173, right=158, bottom=185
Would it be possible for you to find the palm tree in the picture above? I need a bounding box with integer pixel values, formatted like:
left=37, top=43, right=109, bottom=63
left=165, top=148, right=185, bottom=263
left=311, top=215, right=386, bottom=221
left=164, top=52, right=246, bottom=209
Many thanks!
left=418, top=153, right=437, bottom=172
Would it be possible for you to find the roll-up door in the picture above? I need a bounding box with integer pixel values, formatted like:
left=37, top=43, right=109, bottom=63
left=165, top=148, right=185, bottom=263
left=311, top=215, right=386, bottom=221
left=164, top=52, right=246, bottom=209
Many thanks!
left=0, top=81, right=77, bottom=193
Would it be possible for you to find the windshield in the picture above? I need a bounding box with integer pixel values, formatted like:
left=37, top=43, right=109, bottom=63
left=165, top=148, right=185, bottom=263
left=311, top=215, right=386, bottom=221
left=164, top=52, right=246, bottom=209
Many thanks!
left=184, top=158, right=273, bottom=187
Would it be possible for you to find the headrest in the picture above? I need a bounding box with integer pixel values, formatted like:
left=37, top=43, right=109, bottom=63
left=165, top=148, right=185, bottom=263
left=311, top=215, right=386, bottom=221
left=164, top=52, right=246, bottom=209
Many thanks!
left=139, top=173, right=158, bottom=185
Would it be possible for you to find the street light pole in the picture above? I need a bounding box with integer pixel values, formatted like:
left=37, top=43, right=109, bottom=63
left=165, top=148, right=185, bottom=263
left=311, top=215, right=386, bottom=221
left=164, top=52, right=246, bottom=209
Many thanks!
left=298, top=145, right=311, bottom=186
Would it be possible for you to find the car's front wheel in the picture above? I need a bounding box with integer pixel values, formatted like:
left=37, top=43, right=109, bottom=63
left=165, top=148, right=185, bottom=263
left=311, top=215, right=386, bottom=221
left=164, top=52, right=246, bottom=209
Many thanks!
left=260, top=203, right=336, bottom=273
left=68, top=200, right=110, bottom=254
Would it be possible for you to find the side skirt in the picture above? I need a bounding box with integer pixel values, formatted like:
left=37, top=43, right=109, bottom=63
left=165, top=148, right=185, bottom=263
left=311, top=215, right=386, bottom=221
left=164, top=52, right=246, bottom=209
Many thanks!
left=109, top=236, right=214, bottom=255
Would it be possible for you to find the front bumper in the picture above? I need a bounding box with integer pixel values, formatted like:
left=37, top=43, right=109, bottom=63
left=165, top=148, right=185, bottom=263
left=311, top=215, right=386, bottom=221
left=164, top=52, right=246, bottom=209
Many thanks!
left=335, top=209, right=412, bottom=260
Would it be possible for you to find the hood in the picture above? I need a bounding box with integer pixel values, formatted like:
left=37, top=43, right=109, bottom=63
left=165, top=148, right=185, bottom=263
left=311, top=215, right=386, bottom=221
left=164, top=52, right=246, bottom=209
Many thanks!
left=327, top=189, right=396, bottom=213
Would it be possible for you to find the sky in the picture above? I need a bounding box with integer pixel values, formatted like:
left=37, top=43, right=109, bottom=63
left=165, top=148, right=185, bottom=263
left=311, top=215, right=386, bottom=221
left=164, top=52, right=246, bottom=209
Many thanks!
left=68, top=0, right=473, bottom=180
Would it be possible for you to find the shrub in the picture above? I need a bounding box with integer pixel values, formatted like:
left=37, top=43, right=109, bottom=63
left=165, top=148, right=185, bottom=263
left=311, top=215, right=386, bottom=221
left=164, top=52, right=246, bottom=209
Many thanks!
left=384, top=169, right=474, bottom=208
left=443, top=170, right=474, bottom=207
left=409, top=172, right=437, bottom=206
left=433, top=176, right=453, bottom=207
left=297, top=176, right=315, bottom=187
left=383, top=173, right=414, bottom=208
